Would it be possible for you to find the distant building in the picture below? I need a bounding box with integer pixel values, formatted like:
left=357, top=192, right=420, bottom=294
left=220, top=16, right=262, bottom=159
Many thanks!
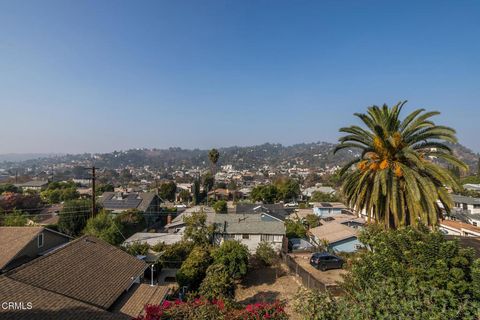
left=235, top=203, right=288, bottom=221
left=312, top=202, right=348, bottom=217
left=164, top=206, right=216, bottom=233
left=13, top=180, right=49, bottom=191
left=440, top=220, right=480, bottom=237
left=309, top=223, right=361, bottom=253
left=464, top=184, right=480, bottom=192
left=452, top=194, right=480, bottom=215
left=302, top=184, right=336, bottom=199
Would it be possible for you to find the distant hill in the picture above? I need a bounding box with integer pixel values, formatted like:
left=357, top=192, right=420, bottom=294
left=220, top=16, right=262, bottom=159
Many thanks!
left=0, top=153, right=63, bottom=162
left=2, top=142, right=477, bottom=173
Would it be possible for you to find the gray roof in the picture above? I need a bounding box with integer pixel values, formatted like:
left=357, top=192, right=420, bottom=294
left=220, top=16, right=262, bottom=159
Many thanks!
left=214, top=214, right=285, bottom=235
left=123, top=233, right=183, bottom=246
left=99, top=192, right=159, bottom=212
left=165, top=206, right=216, bottom=228
left=235, top=204, right=288, bottom=221
left=14, top=180, right=49, bottom=188
left=452, top=194, right=480, bottom=205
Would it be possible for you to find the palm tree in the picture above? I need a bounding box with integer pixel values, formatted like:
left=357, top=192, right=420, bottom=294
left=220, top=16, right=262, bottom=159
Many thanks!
left=208, top=148, right=220, bottom=174
left=335, top=102, right=467, bottom=228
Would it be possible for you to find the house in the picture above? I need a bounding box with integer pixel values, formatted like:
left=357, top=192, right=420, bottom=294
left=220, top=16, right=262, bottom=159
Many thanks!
left=308, top=223, right=361, bottom=253
left=13, top=180, right=49, bottom=191
left=452, top=194, right=480, bottom=215
left=235, top=203, right=289, bottom=221
left=99, top=192, right=162, bottom=213
left=302, top=184, right=336, bottom=199
left=164, top=206, right=216, bottom=233
left=0, top=227, right=71, bottom=273
left=439, top=220, right=480, bottom=237
left=99, top=191, right=163, bottom=225
left=213, top=214, right=285, bottom=252
left=1, top=236, right=170, bottom=319
left=312, top=202, right=348, bottom=217
left=0, top=276, right=129, bottom=320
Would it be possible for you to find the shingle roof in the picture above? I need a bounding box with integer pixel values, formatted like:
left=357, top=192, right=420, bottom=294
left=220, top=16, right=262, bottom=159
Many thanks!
left=452, top=194, right=480, bottom=205
left=112, top=283, right=170, bottom=318
left=214, top=214, right=285, bottom=235
left=99, top=192, right=159, bottom=212
left=165, top=206, right=216, bottom=228
left=235, top=204, right=288, bottom=221
left=0, top=276, right=128, bottom=320
left=7, top=235, right=148, bottom=310
left=0, top=227, right=45, bottom=270
left=309, top=223, right=359, bottom=244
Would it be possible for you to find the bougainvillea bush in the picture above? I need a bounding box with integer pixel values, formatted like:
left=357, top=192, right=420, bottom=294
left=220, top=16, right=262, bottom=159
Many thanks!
left=135, top=298, right=288, bottom=320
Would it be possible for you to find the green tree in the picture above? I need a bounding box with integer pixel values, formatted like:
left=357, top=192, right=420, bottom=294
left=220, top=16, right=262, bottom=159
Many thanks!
left=251, top=184, right=278, bottom=204
left=199, top=263, right=235, bottom=300
left=178, top=189, right=191, bottom=203
left=255, top=241, right=277, bottom=266
left=213, top=200, right=228, bottom=213
left=3, top=210, right=27, bottom=226
left=310, top=191, right=339, bottom=203
left=57, top=200, right=90, bottom=236
left=304, top=214, right=321, bottom=228
left=285, top=220, right=306, bottom=239
left=0, top=184, right=21, bottom=194
left=182, top=209, right=214, bottom=245
left=158, top=181, right=177, bottom=202
left=158, top=241, right=194, bottom=268
left=202, top=172, right=215, bottom=194
left=294, top=225, right=480, bottom=320
left=83, top=211, right=124, bottom=245
left=212, top=240, right=250, bottom=279
left=275, top=178, right=300, bottom=202
left=193, top=179, right=201, bottom=205
left=208, top=148, right=220, bottom=174
left=335, top=102, right=466, bottom=228
left=123, top=241, right=150, bottom=256
left=176, top=246, right=212, bottom=290
left=97, top=183, right=114, bottom=195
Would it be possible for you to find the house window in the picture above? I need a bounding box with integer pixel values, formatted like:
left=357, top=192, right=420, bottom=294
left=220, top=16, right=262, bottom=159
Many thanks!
left=37, top=233, right=44, bottom=248
left=242, top=234, right=250, bottom=240
left=261, top=234, right=274, bottom=242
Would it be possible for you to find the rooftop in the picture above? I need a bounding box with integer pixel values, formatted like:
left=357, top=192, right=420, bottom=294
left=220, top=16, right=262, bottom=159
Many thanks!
left=309, top=223, right=359, bottom=244
left=111, top=283, right=170, bottom=318
left=6, top=235, right=148, bottom=310
left=214, top=214, right=285, bottom=235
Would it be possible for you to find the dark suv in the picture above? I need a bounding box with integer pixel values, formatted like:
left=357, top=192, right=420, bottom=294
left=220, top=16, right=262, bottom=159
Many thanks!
left=310, top=252, right=344, bottom=271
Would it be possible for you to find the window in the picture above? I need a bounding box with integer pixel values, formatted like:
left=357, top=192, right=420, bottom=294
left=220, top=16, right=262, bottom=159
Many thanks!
left=261, top=234, right=274, bottom=242
left=37, top=233, right=44, bottom=248
left=242, top=234, right=250, bottom=239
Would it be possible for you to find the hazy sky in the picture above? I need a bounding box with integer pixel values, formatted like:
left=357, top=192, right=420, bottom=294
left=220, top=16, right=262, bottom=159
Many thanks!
left=0, top=1, right=479, bottom=154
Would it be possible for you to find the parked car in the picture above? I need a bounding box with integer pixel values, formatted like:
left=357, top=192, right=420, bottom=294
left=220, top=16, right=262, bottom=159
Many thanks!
left=284, top=202, right=298, bottom=207
left=310, top=252, right=344, bottom=271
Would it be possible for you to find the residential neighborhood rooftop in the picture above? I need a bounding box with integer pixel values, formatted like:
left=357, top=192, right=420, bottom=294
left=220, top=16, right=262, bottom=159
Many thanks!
left=6, top=235, right=148, bottom=310
left=214, top=213, right=285, bottom=235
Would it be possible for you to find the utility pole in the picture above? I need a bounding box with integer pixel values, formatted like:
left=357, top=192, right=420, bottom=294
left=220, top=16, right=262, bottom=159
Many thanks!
left=91, top=166, right=96, bottom=218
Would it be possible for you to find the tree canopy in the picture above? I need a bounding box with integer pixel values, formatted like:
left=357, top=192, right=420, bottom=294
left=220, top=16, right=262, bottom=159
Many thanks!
left=212, top=240, right=250, bottom=279
left=335, top=102, right=467, bottom=228
left=294, top=225, right=480, bottom=319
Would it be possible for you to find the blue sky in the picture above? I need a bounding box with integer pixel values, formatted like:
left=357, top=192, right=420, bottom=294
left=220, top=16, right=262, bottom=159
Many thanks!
left=0, top=0, right=479, bottom=153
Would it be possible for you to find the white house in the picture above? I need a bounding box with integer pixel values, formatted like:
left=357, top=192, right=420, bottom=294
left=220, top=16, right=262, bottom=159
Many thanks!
left=213, top=214, right=285, bottom=252
left=452, top=194, right=480, bottom=215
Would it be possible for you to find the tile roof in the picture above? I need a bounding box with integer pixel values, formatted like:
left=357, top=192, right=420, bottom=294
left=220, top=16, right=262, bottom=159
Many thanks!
left=214, top=214, right=285, bottom=235
left=112, top=283, right=170, bottom=318
left=0, top=276, right=128, bottom=320
left=7, top=235, right=148, bottom=310
left=0, top=227, right=45, bottom=270
left=440, top=220, right=480, bottom=235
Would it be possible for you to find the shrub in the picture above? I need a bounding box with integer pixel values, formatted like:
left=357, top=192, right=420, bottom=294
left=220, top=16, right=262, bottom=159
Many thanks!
left=255, top=241, right=277, bottom=266
left=159, top=241, right=194, bottom=268
left=212, top=240, right=250, bottom=279
left=294, top=225, right=480, bottom=319
left=213, top=200, right=228, bottom=213
left=123, top=241, right=150, bottom=256
left=83, top=211, right=124, bottom=245
left=135, top=299, right=288, bottom=320
left=199, top=264, right=235, bottom=300
left=176, top=246, right=212, bottom=290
